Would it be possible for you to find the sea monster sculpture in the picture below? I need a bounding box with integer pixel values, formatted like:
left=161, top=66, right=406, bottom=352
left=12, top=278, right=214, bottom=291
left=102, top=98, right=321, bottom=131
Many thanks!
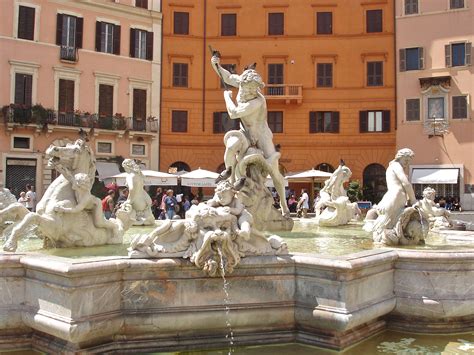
left=0, top=188, right=22, bottom=237
left=1, top=138, right=133, bottom=251
left=363, top=148, right=428, bottom=246
left=128, top=49, right=292, bottom=276
left=314, top=160, right=361, bottom=226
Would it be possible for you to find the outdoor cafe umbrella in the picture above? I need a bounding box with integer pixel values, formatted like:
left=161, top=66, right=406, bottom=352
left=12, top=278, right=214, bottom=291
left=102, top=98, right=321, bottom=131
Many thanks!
left=285, top=169, right=333, bottom=201
left=180, top=168, right=220, bottom=188
left=105, top=170, right=178, bottom=186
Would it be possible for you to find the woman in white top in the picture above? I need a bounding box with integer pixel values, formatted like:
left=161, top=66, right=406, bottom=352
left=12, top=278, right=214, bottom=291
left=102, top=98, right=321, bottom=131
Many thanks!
left=18, top=191, right=28, bottom=207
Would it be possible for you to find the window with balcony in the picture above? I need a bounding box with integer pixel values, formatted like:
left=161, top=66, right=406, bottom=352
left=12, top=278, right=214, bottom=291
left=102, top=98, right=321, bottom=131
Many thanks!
left=96, top=22, right=120, bottom=55
left=446, top=42, right=471, bottom=67
left=18, top=6, right=35, bottom=40
left=130, top=29, right=153, bottom=60
left=14, top=73, right=32, bottom=106
left=172, top=110, right=188, bottom=132
left=317, top=63, right=333, bottom=87
left=56, top=14, right=83, bottom=61
left=173, top=63, right=188, bottom=87
left=268, top=111, right=283, bottom=133
left=452, top=96, right=468, bottom=119
left=366, top=9, right=382, bottom=33
left=174, top=12, right=189, bottom=35
left=135, top=0, right=148, bottom=9
left=267, top=63, right=284, bottom=95
left=58, top=79, right=75, bottom=125
left=404, top=0, right=418, bottom=15
left=132, top=89, right=147, bottom=131
left=268, top=13, right=284, bottom=35
left=98, top=84, right=113, bottom=122
left=359, top=110, right=390, bottom=132
left=309, top=111, right=339, bottom=133
left=316, top=12, right=332, bottom=34
left=221, top=13, right=236, bottom=36
left=367, top=61, right=383, bottom=86
left=213, top=112, right=239, bottom=133
left=400, top=47, right=424, bottom=71
left=406, top=99, right=420, bottom=121
left=450, top=0, right=465, bottom=9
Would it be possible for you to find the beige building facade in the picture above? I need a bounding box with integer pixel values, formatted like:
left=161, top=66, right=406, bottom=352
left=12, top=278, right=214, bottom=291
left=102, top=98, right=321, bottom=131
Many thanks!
left=396, top=0, right=474, bottom=209
left=0, top=0, right=162, bottom=198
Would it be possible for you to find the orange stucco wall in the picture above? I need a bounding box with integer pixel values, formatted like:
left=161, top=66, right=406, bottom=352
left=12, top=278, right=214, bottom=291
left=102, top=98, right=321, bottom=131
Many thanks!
left=160, top=0, right=396, bottom=186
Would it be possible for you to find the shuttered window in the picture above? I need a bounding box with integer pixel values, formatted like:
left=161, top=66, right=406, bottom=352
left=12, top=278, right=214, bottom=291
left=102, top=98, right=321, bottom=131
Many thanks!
left=14, top=73, right=33, bottom=106
left=450, top=0, right=465, bottom=9
left=58, top=79, right=75, bottom=113
left=268, top=13, right=284, bottom=35
left=309, top=112, right=339, bottom=133
left=174, top=12, right=189, bottom=35
left=268, top=111, right=283, bottom=133
left=213, top=112, right=239, bottom=133
left=96, top=22, right=121, bottom=55
left=98, top=84, right=114, bottom=117
left=406, top=99, right=420, bottom=121
left=405, top=0, right=418, bottom=15
left=366, top=10, right=382, bottom=33
left=399, top=47, right=424, bottom=71
left=172, top=110, right=188, bottom=132
left=452, top=96, right=467, bottom=119
left=367, top=61, right=383, bottom=86
left=359, top=110, right=390, bottom=132
left=129, top=29, right=153, bottom=60
left=316, top=12, right=332, bottom=34
left=446, top=42, right=471, bottom=67
left=317, top=63, right=333, bottom=87
left=268, top=64, right=284, bottom=84
left=18, top=6, right=35, bottom=40
left=135, top=0, right=148, bottom=9
left=221, top=13, right=236, bottom=36
left=133, top=89, right=147, bottom=120
left=173, top=63, right=188, bottom=87
left=56, top=14, right=83, bottom=48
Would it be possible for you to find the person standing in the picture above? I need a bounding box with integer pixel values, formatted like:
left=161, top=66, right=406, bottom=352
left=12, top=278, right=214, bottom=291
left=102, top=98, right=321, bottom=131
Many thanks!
left=18, top=191, right=28, bottom=207
left=299, top=189, right=309, bottom=218
left=164, top=189, right=178, bottom=219
left=101, top=190, right=115, bottom=219
left=25, top=184, right=36, bottom=212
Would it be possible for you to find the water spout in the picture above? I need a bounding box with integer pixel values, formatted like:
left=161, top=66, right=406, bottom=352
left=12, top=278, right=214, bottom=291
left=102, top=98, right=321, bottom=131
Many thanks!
left=217, top=245, right=234, bottom=354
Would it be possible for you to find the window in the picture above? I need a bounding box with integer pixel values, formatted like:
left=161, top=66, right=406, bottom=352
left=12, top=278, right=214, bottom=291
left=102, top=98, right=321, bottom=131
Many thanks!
left=98, top=84, right=113, bottom=117
left=406, top=99, right=420, bottom=121
left=446, top=42, right=471, bottom=67
left=428, top=97, right=444, bottom=119
left=133, top=89, right=147, bottom=120
left=404, top=0, right=418, bottom=15
left=268, top=64, right=284, bottom=84
left=221, top=14, right=236, bottom=36
left=309, top=111, right=339, bottom=133
left=56, top=14, right=83, bottom=61
left=213, top=112, right=239, bottom=133
left=172, top=110, right=188, bottom=132
left=366, top=9, right=382, bottom=33
left=450, top=0, right=465, bottom=9
left=363, top=163, right=387, bottom=203
left=316, top=12, right=332, bottom=34
left=317, top=63, right=333, bottom=87
left=359, top=110, right=390, bottom=132
left=14, top=73, right=32, bottom=106
left=268, top=111, right=283, bottom=133
left=173, top=63, right=188, bottom=87
left=400, top=47, right=424, bottom=71
left=174, top=12, right=189, bottom=35
left=96, top=22, right=120, bottom=55
left=18, top=6, right=35, bottom=40
left=130, top=29, right=153, bottom=60
left=131, top=144, right=146, bottom=156
left=452, top=96, right=468, bottom=119
left=13, top=137, right=31, bottom=150
left=135, top=0, right=148, bottom=9
left=268, top=13, right=284, bottom=35
left=367, top=61, right=383, bottom=86
left=58, top=79, right=74, bottom=114
left=97, top=142, right=112, bottom=154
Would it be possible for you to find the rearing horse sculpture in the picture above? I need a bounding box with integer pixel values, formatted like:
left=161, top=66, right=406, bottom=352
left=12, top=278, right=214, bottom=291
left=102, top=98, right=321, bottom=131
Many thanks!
left=2, top=139, right=131, bottom=252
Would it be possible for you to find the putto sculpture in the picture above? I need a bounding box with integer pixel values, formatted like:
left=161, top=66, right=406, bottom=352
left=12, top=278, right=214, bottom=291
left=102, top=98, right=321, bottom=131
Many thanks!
left=314, top=161, right=361, bottom=226
left=128, top=50, right=292, bottom=276
left=414, top=187, right=452, bottom=230
left=0, top=138, right=133, bottom=251
left=364, top=148, right=428, bottom=246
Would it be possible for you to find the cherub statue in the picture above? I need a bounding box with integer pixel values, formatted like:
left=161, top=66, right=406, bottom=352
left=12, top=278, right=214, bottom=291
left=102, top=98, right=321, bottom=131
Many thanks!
left=414, top=187, right=452, bottom=229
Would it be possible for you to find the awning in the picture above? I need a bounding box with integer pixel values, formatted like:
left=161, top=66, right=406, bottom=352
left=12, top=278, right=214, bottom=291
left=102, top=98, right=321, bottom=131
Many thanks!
left=107, top=170, right=178, bottom=186
left=411, top=168, right=459, bottom=184
left=96, top=162, right=121, bottom=181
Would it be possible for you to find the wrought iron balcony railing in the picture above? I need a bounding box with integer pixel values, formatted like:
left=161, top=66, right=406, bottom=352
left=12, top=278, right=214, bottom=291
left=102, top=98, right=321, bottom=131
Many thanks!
left=60, top=45, right=78, bottom=62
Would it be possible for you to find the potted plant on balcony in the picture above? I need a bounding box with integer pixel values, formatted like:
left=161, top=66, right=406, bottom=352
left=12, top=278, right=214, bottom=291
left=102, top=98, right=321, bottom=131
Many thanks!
left=147, top=115, right=158, bottom=132
left=114, top=113, right=127, bottom=130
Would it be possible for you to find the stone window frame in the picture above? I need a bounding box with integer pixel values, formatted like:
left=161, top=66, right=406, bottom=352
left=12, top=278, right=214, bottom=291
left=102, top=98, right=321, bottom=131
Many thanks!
left=220, top=13, right=237, bottom=36
left=9, top=60, right=40, bottom=106
left=128, top=77, right=152, bottom=120
left=452, top=94, right=470, bottom=120
left=405, top=98, right=421, bottom=122
left=11, top=134, right=34, bottom=152
left=94, top=71, right=120, bottom=116
left=130, top=143, right=147, bottom=157
left=13, top=2, right=41, bottom=41
left=404, top=0, right=418, bottom=15
left=53, top=66, right=81, bottom=112
left=95, top=140, right=115, bottom=156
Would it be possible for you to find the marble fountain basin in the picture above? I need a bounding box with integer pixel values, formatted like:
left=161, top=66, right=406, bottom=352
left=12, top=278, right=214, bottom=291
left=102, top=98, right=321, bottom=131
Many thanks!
left=1, top=220, right=474, bottom=353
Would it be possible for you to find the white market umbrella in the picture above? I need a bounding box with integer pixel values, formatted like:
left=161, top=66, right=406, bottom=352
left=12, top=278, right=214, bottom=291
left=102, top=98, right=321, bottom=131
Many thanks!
left=285, top=169, right=332, bottom=182
left=106, top=170, right=178, bottom=186
left=180, top=168, right=219, bottom=187
left=265, top=174, right=289, bottom=188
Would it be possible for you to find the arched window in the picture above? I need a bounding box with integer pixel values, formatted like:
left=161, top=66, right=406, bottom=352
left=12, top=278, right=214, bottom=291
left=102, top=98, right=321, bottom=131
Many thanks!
left=363, top=163, right=387, bottom=203
left=315, top=163, right=335, bottom=173
left=216, top=163, right=226, bottom=173
left=169, top=161, right=190, bottom=173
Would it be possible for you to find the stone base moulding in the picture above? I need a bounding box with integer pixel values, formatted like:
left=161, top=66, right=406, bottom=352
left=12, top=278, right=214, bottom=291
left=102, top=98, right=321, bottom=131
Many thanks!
left=0, top=249, right=474, bottom=353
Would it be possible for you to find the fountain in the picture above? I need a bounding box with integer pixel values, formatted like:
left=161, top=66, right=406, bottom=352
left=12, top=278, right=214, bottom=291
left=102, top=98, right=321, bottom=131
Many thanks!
left=1, top=57, right=474, bottom=354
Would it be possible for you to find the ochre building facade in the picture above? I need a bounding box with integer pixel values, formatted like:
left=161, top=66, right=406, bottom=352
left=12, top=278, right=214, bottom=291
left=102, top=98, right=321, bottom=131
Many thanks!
left=160, top=0, right=396, bottom=199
